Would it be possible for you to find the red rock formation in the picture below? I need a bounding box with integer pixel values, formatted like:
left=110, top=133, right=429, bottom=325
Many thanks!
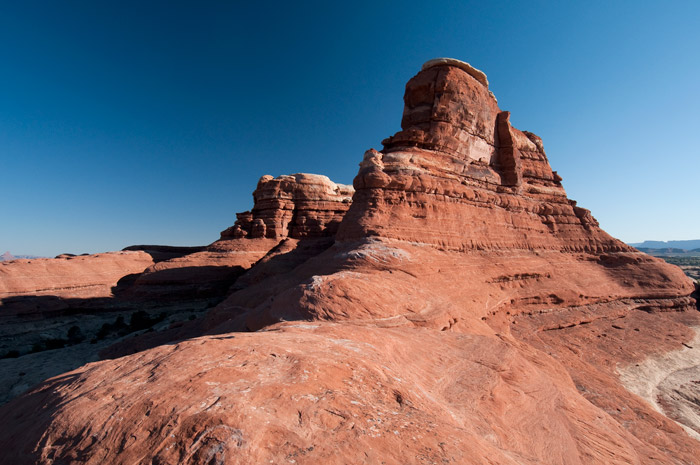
left=218, top=173, right=353, bottom=241
left=341, top=58, right=626, bottom=254
left=0, top=58, right=698, bottom=465
left=217, top=58, right=692, bottom=330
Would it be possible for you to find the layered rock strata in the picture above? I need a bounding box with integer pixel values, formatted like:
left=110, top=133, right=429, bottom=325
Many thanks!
left=214, top=58, right=693, bottom=331
left=341, top=59, right=624, bottom=254
left=218, top=173, right=353, bottom=241
left=0, top=59, right=698, bottom=465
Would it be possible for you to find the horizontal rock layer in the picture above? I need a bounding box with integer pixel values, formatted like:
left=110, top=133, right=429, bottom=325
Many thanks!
left=0, top=251, right=154, bottom=300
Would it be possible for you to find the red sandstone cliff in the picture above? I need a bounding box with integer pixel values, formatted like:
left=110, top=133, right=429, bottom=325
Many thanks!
left=0, top=58, right=697, bottom=465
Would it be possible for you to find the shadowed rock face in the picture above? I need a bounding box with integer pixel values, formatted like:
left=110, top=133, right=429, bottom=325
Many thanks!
left=0, top=58, right=698, bottom=465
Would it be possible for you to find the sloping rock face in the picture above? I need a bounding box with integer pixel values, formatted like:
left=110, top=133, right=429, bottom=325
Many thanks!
left=7, top=323, right=696, bottom=465
left=0, top=59, right=698, bottom=465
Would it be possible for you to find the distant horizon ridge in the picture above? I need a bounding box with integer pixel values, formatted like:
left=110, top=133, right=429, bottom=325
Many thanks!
left=0, top=251, right=45, bottom=261
left=628, top=239, right=700, bottom=250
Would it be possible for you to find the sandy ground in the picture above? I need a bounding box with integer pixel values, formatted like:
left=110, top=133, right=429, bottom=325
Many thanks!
left=619, top=326, right=700, bottom=441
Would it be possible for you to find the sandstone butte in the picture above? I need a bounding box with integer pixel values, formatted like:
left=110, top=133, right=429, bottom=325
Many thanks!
left=0, top=58, right=699, bottom=465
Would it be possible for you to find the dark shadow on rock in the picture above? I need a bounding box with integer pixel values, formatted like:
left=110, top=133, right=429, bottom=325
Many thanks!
left=204, top=237, right=351, bottom=334
left=0, top=260, right=244, bottom=405
left=121, top=244, right=206, bottom=263
left=100, top=237, right=340, bottom=360
left=0, top=294, right=115, bottom=320
left=231, top=237, right=335, bottom=290
left=98, top=317, right=207, bottom=360
left=112, top=265, right=246, bottom=301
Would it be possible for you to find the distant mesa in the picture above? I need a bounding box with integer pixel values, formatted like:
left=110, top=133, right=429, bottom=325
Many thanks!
left=630, top=240, right=700, bottom=258
left=629, top=239, right=700, bottom=250
left=637, top=247, right=693, bottom=254
left=0, top=58, right=698, bottom=464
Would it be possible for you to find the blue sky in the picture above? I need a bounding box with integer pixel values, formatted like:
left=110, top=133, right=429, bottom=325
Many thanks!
left=1, top=1, right=698, bottom=256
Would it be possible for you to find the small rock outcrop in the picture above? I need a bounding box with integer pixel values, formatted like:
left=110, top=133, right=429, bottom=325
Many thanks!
left=219, top=173, right=353, bottom=241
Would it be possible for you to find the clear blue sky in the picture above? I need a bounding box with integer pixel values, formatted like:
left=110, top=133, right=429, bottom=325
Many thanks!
left=2, top=1, right=698, bottom=256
